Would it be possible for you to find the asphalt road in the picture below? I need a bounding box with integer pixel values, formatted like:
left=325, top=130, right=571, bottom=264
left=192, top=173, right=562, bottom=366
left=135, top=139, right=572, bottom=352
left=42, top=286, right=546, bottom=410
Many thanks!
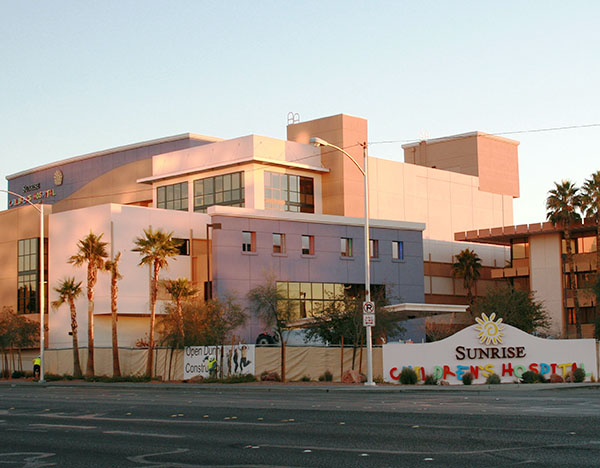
left=1, top=383, right=600, bottom=467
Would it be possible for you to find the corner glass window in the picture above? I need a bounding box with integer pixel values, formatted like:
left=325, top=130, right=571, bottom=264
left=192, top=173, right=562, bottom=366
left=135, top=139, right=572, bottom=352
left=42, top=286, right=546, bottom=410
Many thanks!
left=265, top=171, right=314, bottom=213
left=194, top=172, right=245, bottom=213
left=157, top=182, right=188, bottom=211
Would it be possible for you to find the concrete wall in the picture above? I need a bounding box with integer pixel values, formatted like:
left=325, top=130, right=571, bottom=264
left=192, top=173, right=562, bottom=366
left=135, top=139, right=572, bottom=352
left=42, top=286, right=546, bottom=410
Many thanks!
left=211, top=209, right=425, bottom=343
left=530, top=233, right=564, bottom=337
left=48, top=204, right=211, bottom=349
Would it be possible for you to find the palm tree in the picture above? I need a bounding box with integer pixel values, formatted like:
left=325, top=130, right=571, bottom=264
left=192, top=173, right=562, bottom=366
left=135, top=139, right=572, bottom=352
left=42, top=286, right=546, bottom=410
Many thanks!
left=132, top=228, right=180, bottom=377
left=52, top=278, right=84, bottom=378
left=104, top=252, right=122, bottom=377
left=164, top=278, right=198, bottom=345
left=68, top=232, right=108, bottom=377
left=547, top=180, right=583, bottom=338
left=452, top=248, right=482, bottom=308
left=582, top=171, right=600, bottom=317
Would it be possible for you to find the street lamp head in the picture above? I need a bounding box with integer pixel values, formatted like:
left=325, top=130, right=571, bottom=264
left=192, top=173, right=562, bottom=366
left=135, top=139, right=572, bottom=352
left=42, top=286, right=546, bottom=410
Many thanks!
left=309, top=137, right=330, bottom=147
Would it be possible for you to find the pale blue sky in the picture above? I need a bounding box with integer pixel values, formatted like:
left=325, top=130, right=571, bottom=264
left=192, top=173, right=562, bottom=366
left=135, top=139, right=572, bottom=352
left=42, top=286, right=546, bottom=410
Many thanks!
left=2, top=1, right=599, bottom=224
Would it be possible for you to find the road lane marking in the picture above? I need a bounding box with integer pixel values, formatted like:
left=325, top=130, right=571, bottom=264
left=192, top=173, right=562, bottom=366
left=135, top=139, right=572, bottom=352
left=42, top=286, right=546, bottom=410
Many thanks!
left=29, top=424, right=96, bottom=430
left=35, top=413, right=287, bottom=427
left=104, top=430, right=184, bottom=439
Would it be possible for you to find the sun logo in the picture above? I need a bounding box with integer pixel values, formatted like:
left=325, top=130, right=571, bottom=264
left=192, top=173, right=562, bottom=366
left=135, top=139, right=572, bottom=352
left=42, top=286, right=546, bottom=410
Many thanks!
left=474, top=313, right=505, bottom=345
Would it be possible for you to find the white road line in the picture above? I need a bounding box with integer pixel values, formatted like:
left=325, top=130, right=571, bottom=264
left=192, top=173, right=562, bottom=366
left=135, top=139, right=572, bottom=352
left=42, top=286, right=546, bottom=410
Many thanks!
left=29, top=424, right=96, bottom=430
left=104, top=430, right=184, bottom=439
left=259, top=442, right=599, bottom=456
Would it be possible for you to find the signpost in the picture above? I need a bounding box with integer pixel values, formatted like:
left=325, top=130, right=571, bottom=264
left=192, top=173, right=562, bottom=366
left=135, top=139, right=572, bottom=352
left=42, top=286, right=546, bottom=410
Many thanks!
left=363, top=301, right=375, bottom=327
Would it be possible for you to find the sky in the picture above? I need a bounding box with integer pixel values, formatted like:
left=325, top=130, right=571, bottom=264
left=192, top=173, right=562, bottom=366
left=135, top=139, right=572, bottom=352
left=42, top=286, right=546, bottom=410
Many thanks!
left=2, top=1, right=599, bottom=225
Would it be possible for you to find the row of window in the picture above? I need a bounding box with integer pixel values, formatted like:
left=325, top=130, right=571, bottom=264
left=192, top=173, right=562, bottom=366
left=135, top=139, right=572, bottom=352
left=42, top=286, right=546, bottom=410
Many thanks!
left=242, top=231, right=404, bottom=260
left=157, top=171, right=315, bottom=214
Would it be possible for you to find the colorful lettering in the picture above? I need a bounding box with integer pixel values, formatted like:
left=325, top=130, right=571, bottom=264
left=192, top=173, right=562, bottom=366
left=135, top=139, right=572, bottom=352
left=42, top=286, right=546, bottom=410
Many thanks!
left=502, top=363, right=514, bottom=377
left=456, top=365, right=469, bottom=380
left=389, top=367, right=400, bottom=380
left=443, top=365, right=455, bottom=379
left=540, top=363, right=550, bottom=375
left=514, top=365, right=526, bottom=379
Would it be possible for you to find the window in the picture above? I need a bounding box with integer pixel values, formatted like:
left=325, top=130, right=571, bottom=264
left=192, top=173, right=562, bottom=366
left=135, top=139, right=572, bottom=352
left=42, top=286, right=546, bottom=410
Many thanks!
left=273, top=233, right=286, bottom=254
left=264, top=172, right=314, bottom=213
left=18, top=238, right=38, bottom=314
left=392, top=241, right=404, bottom=260
left=194, top=172, right=244, bottom=212
left=157, top=182, right=188, bottom=211
left=276, top=281, right=386, bottom=321
left=370, top=239, right=379, bottom=259
left=173, top=238, right=190, bottom=256
left=302, top=235, right=314, bottom=255
left=511, top=239, right=529, bottom=260
left=341, top=237, right=353, bottom=257
left=242, top=231, right=256, bottom=253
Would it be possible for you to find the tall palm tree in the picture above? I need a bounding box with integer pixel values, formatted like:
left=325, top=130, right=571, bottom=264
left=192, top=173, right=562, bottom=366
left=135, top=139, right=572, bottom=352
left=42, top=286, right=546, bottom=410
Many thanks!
left=547, top=180, right=583, bottom=338
left=452, top=248, right=482, bottom=308
left=104, top=252, right=123, bottom=377
left=51, top=278, right=84, bottom=378
left=68, top=232, right=108, bottom=377
left=581, top=171, right=600, bottom=319
left=132, top=228, right=180, bottom=377
left=164, top=278, right=198, bottom=346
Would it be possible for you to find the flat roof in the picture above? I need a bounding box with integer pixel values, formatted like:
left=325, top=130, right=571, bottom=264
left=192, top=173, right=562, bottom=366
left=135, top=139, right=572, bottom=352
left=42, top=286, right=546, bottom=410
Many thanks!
left=7, top=133, right=223, bottom=180
left=455, top=218, right=598, bottom=245
left=384, top=303, right=469, bottom=319
left=401, top=131, right=520, bottom=149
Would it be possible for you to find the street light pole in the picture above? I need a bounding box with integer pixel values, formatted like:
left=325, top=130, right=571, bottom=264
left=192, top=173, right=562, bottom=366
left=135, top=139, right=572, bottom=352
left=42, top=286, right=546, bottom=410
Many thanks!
left=2, top=190, right=45, bottom=383
left=309, top=137, right=375, bottom=386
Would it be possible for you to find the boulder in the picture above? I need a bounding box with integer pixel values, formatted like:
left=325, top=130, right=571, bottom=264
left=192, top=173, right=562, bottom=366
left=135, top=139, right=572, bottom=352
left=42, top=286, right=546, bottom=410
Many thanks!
left=342, top=369, right=365, bottom=383
left=549, top=373, right=564, bottom=383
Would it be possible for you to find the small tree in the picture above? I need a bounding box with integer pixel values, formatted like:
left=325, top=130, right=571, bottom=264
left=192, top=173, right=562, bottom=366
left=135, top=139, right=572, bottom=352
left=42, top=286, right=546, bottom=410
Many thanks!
left=304, top=286, right=400, bottom=368
left=163, top=278, right=198, bottom=345
left=471, top=285, right=550, bottom=334
left=581, top=171, right=600, bottom=319
left=103, top=252, right=122, bottom=377
left=452, top=248, right=482, bottom=309
left=0, top=308, right=38, bottom=377
left=52, top=278, right=84, bottom=378
left=247, top=277, right=292, bottom=382
left=132, top=228, right=180, bottom=377
left=68, top=231, right=108, bottom=377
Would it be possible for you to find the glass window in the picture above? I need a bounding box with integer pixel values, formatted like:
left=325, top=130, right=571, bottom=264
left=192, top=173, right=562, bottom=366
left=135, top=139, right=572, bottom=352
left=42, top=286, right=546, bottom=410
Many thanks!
left=392, top=241, right=404, bottom=260
left=511, top=239, right=529, bottom=260
left=341, top=238, right=353, bottom=257
left=17, top=238, right=39, bottom=314
left=273, top=233, right=286, bottom=254
left=173, top=238, right=190, bottom=256
left=577, top=236, right=597, bottom=253
left=194, top=172, right=245, bottom=212
left=242, top=231, right=255, bottom=252
left=157, top=182, right=188, bottom=211
left=264, top=171, right=314, bottom=213
left=302, top=235, right=314, bottom=255
left=370, top=239, right=379, bottom=259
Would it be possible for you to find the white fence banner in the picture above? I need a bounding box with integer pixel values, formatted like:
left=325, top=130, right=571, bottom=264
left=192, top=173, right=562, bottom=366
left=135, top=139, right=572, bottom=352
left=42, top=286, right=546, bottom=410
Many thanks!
left=184, top=344, right=255, bottom=380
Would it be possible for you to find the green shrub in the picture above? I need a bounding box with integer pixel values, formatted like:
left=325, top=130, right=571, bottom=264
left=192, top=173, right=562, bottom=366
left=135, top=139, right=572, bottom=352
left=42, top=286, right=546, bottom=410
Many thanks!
left=318, top=370, right=333, bottom=382
left=486, top=373, right=501, bottom=385
left=11, top=370, right=26, bottom=379
left=572, top=367, right=586, bottom=383
left=399, top=367, right=418, bottom=385
left=520, top=371, right=545, bottom=384
left=201, top=374, right=257, bottom=384
left=462, top=373, right=473, bottom=385
left=300, top=375, right=311, bottom=382
left=424, top=374, right=438, bottom=385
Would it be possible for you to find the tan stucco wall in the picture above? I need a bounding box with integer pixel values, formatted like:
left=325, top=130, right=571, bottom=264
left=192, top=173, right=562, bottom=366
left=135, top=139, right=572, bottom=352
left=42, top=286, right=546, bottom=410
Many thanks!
left=52, top=159, right=153, bottom=213
left=0, top=204, right=51, bottom=315
left=529, top=233, right=564, bottom=337
left=287, top=114, right=368, bottom=217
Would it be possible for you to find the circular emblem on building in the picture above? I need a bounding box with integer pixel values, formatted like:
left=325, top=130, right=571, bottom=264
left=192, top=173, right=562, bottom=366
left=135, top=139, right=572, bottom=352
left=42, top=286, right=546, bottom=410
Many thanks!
left=53, top=169, right=64, bottom=186
left=474, top=313, right=505, bottom=345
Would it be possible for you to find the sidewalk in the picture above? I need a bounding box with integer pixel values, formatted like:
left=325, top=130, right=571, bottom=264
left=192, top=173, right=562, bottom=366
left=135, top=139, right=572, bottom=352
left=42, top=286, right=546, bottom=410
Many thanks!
left=2, top=378, right=600, bottom=392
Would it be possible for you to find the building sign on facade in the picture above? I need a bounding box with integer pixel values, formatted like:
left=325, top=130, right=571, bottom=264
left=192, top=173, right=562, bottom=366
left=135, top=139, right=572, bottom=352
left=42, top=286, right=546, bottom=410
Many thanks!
left=9, top=188, right=57, bottom=207
left=184, top=344, right=255, bottom=380
left=383, top=314, right=598, bottom=384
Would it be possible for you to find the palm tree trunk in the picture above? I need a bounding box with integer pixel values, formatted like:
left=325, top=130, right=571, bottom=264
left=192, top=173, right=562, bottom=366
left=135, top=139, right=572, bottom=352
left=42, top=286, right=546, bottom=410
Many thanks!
left=111, top=275, right=121, bottom=377
left=69, top=300, right=83, bottom=378
left=146, top=263, right=159, bottom=377
left=565, top=228, right=583, bottom=338
left=86, top=266, right=95, bottom=377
